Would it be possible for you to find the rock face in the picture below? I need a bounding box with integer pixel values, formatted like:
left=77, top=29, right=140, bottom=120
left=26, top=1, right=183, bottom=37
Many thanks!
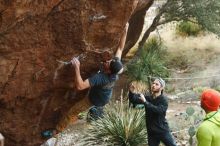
left=0, top=0, right=153, bottom=145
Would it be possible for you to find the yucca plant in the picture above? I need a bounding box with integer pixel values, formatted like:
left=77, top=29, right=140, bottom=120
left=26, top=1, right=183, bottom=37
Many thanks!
left=127, top=37, right=169, bottom=90
left=80, top=102, right=147, bottom=146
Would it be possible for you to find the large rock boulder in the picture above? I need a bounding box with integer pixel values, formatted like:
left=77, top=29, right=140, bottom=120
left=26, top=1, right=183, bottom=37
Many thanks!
left=0, top=0, right=153, bottom=145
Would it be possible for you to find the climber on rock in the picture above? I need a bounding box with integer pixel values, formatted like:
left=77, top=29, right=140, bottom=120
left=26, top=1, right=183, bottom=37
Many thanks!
left=70, top=23, right=128, bottom=121
left=54, top=23, right=129, bottom=132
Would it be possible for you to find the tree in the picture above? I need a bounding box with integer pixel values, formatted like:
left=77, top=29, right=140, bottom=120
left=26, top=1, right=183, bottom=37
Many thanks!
left=138, top=0, right=220, bottom=49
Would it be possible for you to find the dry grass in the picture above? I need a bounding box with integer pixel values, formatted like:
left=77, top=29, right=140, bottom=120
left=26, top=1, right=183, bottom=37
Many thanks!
left=130, top=81, right=149, bottom=94
left=158, top=23, right=220, bottom=53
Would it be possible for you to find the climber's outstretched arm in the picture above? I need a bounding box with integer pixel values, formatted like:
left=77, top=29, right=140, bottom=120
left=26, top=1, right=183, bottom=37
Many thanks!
left=71, top=58, right=90, bottom=90
left=115, top=23, right=129, bottom=60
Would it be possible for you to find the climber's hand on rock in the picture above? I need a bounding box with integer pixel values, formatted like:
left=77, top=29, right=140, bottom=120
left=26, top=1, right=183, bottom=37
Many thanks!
left=125, top=22, right=129, bottom=30
left=71, top=57, right=80, bottom=69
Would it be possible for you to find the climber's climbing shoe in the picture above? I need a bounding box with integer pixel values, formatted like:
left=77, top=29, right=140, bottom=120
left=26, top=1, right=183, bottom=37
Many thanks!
left=41, top=129, right=56, bottom=138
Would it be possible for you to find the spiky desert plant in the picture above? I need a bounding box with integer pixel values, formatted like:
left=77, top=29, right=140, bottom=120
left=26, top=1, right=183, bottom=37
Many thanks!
left=127, top=37, right=169, bottom=91
left=80, top=102, right=147, bottom=146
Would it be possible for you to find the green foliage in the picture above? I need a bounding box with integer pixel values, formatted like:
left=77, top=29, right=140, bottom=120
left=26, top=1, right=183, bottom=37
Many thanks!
left=188, top=126, right=196, bottom=137
left=80, top=102, right=147, bottom=146
left=127, top=37, right=169, bottom=83
left=155, top=0, right=220, bottom=36
left=168, top=106, right=204, bottom=145
left=186, top=107, right=195, bottom=116
left=139, top=0, right=220, bottom=50
left=184, top=107, right=203, bottom=146
left=189, top=0, right=220, bottom=37
left=176, top=21, right=202, bottom=36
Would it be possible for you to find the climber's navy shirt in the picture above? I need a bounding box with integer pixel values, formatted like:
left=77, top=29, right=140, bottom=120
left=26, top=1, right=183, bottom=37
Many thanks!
left=88, top=71, right=118, bottom=107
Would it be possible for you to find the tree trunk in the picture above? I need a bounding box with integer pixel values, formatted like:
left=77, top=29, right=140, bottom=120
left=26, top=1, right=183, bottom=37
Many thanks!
left=122, top=0, right=154, bottom=57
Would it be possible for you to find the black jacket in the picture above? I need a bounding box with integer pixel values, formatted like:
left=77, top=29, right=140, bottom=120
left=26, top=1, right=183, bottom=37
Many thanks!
left=128, top=91, right=170, bottom=134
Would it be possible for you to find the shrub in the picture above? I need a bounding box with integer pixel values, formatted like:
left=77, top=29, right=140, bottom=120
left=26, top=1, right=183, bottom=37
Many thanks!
left=176, top=21, right=203, bottom=36
left=126, top=37, right=170, bottom=85
left=80, top=102, right=147, bottom=146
